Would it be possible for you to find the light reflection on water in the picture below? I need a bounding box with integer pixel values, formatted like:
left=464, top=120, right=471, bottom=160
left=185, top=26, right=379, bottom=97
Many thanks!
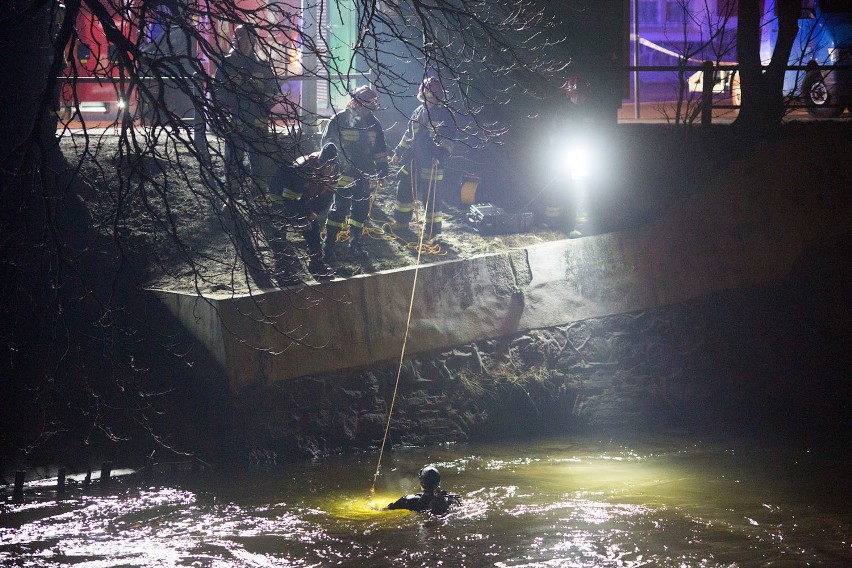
left=2, top=434, right=850, bottom=567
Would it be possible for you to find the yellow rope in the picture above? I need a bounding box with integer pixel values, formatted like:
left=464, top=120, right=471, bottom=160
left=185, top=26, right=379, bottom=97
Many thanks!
left=336, top=224, right=350, bottom=242
left=331, top=173, right=446, bottom=256
left=334, top=186, right=381, bottom=241
left=368, top=200, right=430, bottom=498
left=408, top=162, right=445, bottom=255
left=388, top=162, right=446, bottom=255
left=367, top=164, right=439, bottom=497
left=363, top=192, right=385, bottom=238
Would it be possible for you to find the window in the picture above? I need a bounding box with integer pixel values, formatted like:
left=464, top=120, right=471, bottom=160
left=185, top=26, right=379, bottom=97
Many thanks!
left=639, top=0, right=660, bottom=24
left=716, top=0, right=738, bottom=15
left=665, top=1, right=686, bottom=23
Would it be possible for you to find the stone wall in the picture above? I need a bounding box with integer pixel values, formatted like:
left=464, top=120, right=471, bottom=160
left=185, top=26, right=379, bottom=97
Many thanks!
left=229, top=232, right=851, bottom=459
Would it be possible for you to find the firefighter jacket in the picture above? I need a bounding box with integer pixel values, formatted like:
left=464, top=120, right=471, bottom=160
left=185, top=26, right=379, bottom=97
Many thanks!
left=322, top=109, right=388, bottom=188
left=275, top=152, right=336, bottom=217
left=213, top=50, right=278, bottom=130
left=394, top=103, right=454, bottom=166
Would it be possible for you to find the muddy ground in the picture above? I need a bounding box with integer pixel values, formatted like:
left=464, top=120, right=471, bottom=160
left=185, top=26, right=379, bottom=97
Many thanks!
left=58, top=121, right=852, bottom=298
left=58, top=128, right=572, bottom=295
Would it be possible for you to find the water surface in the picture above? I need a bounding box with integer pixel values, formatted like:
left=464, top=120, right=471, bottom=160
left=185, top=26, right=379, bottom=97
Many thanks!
left=2, top=434, right=850, bottom=566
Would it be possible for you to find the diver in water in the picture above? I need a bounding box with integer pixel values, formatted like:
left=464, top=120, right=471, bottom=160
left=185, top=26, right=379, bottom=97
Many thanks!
left=387, top=465, right=460, bottom=515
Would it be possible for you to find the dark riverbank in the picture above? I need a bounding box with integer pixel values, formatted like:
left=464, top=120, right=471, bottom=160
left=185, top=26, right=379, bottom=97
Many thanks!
left=2, top=122, right=851, bottom=478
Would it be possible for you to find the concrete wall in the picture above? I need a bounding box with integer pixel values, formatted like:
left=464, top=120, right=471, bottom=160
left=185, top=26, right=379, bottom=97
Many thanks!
left=157, top=131, right=852, bottom=391
left=159, top=238, right=660, bottom=390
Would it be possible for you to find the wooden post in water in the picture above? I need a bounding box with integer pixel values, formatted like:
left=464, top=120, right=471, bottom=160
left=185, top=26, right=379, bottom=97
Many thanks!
left=57, top=468, right=66, bottom=495
left=100, top=462, right=112, bottom=487
left=13, top=471, right=25, bottom=502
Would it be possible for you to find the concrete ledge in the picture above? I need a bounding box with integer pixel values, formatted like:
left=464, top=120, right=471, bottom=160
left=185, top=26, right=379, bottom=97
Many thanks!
left=156, top=227, right=848, bottom=391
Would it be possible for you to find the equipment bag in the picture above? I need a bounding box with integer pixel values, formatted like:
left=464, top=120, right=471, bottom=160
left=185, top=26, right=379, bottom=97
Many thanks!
left=467, top=203, right=534, bottom=235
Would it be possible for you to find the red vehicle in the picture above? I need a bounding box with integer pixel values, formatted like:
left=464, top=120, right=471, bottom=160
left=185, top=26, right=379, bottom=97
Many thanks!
left=62, top=0, right=302, bottom=122
left=62, top=1, right=138, bottom=115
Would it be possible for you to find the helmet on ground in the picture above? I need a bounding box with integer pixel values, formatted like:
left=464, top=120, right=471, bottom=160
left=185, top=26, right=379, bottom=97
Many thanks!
left=418, top=76, right=446, bottom=103
left=350, top=85, right=380, bottom=110
left=419, top=465, right=441, bottom=491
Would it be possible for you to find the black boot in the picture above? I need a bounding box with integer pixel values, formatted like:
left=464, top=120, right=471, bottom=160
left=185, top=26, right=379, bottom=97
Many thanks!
left=308, top=254, right=335, bottom=281
left=272, top=246, right=303, bottom=287
left=347, top=235, right=369, bottom=260
left=323, top=229, right=339, bottom=262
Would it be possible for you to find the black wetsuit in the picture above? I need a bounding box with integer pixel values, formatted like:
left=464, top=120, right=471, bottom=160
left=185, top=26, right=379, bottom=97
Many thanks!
left=387, top=489, right=459, bottom=515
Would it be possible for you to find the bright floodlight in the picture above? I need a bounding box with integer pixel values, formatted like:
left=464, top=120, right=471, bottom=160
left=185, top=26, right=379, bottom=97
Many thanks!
left=565, top=144, right=590, bottom=180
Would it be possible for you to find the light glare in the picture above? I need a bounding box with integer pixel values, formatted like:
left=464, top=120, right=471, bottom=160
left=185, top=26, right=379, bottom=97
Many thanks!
left=566, top=145, right=590, bottom=180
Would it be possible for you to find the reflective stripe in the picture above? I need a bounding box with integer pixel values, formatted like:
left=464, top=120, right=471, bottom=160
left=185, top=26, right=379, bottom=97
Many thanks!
left=348, top=218, right=365, bottom=229
left=419, top=168, right=443, bottom=180
left=425, top=213, right=443, bottom=223
left=282, top=189, right=301, bottom=200
left=338, top=176, right=356, bottom=187
left=326, top=218, right=347, bottom=229
left=255, top=193, right=283, bottom=203
left=395, top=202, right=415, bottom=213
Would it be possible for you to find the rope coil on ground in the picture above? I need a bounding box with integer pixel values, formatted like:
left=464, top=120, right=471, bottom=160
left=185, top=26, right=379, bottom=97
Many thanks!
left=328, top=174, right=447, bottom=257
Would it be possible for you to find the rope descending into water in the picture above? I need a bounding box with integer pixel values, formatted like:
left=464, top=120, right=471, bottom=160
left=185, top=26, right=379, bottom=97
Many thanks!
left=368, top=162, right=438, bottom=498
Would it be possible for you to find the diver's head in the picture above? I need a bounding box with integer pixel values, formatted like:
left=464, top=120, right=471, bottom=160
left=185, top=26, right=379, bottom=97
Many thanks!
left=418, top=465, right=441, bottom=492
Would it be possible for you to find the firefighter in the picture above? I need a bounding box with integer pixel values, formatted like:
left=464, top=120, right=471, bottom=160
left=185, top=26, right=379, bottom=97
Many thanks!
left=272, top=143, right=340, bottom=280
left=57, top=49, right=75, bottom=125
left=386, top=465, right=460, bottom=515
left=542, top=76, right=592, bottom=238
left=391, top=77, right=454, bottom=240
left=321, top=85, right=389, bottom=262
left=213, top=25, right=279, bottom=195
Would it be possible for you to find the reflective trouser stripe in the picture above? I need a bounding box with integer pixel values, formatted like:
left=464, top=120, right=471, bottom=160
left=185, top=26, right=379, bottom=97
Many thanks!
left=544, top=205, right=563, bottom=218
left=326, top=218, right=347, bottom=229
left=418, top=167, right=443, bottom=180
